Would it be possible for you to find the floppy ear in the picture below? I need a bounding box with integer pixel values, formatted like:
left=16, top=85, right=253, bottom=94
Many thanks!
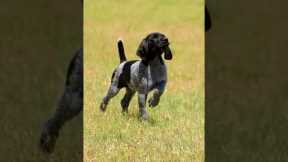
left=136, top=39, right=149, bottom=60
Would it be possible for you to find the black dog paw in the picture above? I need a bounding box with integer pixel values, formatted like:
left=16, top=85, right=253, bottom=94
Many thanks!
left=139, top=112, right=149, bottom=121
left=39, top=124, right=59, bottom=153
left=99, top=102, right=107, bottom=112
left=148, top=97, right=159, bottom=107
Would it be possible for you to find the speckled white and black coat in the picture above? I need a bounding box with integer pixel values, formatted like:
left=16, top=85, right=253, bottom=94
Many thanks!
left=100, top=32, right=173, bottom=120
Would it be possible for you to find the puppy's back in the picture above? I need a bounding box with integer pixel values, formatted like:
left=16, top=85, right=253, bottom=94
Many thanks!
left=112, top=60, right=138, bottom=88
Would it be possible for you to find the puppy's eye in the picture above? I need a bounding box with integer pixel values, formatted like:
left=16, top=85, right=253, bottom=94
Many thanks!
left=148, top=39, right=156, bottom=45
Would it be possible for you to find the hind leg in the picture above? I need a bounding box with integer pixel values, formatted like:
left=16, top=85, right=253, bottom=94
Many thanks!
left=100, top=83, right=120, bottom=112
left=121, top=88, right=135, bottom=113
left=138, top=93, right=148, bottom=120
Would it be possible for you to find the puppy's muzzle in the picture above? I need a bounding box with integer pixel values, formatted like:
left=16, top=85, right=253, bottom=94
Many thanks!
left=163, top=46, right=172, bottom=60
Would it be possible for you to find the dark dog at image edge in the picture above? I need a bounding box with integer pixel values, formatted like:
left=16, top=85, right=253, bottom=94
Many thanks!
left=100, top=32, right=173, bottom=120
left=39, top=48, right=83, bottom=153
left=39, top=0, right=83, bottom=154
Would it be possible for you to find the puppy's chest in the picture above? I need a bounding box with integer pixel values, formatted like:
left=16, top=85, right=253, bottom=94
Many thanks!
left=147, top=65, right=166, bottom=83
left=129, top=62, right=166, bottom=90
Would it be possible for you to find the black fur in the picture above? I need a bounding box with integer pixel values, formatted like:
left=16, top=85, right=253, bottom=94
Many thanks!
left=118, top=40, right=127, bottom=63
left=117, top=60, right=137, bottom=88
left=205, top=6, right=212, bottom=31
left=65, top=48, right=83, bottom=86
left=136, top=32, right=172, bottom=65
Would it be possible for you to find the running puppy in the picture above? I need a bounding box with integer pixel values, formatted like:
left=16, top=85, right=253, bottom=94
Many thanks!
left=100, top=32, right=173, bottom=120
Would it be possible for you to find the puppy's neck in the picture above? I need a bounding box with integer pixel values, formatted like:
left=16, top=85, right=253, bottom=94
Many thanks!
left=141, top=55, right=164, bottom=66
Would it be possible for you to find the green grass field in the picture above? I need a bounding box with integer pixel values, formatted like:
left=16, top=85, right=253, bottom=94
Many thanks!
left=84, top=0, right=204, bottom=161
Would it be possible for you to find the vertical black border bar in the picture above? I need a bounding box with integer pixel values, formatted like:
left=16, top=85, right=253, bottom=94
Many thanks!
left=0, top=0, right=83, bottom=161
left=206, top=0, right=288, bottom=161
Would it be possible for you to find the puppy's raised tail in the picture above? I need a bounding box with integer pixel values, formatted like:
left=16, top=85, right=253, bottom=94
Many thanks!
left=117, top=38, right=127, bottom=63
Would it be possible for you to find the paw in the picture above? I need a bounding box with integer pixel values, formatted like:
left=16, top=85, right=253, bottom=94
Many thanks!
left=122, top=108, right=128, bottom=113
left=39, top=125, right=58, bottom=153
left=140, top=113, right=149, bottom=120
left=100, top=102, right=107, bottom=112
left=148, top=97, right=160, bottom=107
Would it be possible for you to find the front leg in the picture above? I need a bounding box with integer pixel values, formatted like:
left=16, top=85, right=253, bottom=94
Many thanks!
left=137, top=63, right=149, bottom=120
left=138, top=93, right=148, bottom=120
left=148, top=80, right=166, bottom=107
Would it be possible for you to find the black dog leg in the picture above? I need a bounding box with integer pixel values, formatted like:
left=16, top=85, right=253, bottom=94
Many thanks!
left=148, top=81, right=166, bottom=107
left=121, top=88, right=135, bottom=113
left=100, top=83, right=120, bottom=112
left=138, top=93, right=148, bottom=120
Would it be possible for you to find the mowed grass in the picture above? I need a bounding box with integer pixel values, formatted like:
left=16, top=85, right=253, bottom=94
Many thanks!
left=84, top=0, right=204, bottom=161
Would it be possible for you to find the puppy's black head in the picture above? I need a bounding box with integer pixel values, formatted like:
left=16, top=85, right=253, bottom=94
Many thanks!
left=136, top=32, right=172, bottom=62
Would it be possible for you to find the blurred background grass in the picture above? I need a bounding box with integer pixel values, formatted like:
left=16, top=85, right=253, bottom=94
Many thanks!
left=0, top=0, right=82, bottom=161
left=84, top=0, right=204, bottom=161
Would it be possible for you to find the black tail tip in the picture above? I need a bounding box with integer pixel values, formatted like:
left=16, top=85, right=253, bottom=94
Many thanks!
left=117, top=38, right=126, bottom=63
